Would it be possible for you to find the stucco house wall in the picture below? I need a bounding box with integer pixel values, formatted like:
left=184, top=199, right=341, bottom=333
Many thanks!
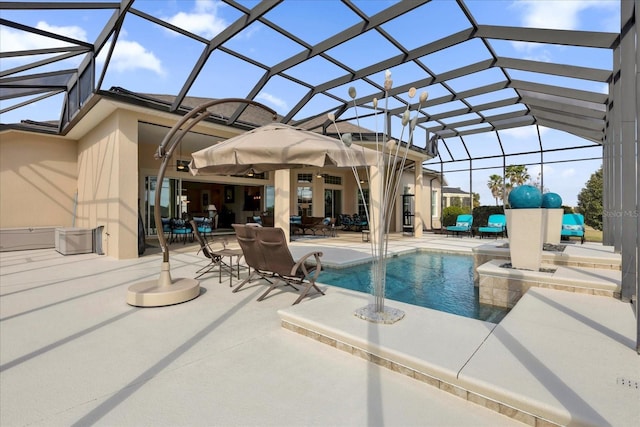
left=76, top=111, right=139, bottom=259
left=0, top=131, right=77, bottom=229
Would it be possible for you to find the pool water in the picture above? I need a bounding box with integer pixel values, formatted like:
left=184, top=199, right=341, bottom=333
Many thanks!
left=319, top=251, right=509, bottom=323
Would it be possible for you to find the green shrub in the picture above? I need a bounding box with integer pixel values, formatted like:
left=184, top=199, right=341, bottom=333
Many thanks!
left=442, top=206, right=470, bottom=227
left=471, top=205, right=505, bottom=228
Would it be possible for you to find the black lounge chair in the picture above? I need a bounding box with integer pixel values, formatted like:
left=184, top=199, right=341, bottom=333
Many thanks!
left=191, top=220, right=243, bottom=284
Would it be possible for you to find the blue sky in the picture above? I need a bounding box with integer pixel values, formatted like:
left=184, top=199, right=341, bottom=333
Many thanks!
left=0, top=0, right=620, bottom=206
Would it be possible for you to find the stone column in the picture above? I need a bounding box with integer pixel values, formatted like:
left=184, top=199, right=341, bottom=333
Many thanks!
left=543, top=208, right=563, bottom=244
left=274, top=169, right=291, bottom=242
left=506, top=208, right=544, bottom=271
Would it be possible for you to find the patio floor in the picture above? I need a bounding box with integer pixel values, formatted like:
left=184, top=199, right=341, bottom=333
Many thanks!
left=1, top=232, right=638, bottom=426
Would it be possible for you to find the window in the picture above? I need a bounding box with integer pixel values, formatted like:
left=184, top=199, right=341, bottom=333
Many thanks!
left=324, top=174, right=342, bottom=185
left=297, top=173, right=312, bottom=183
left=297, top=186, right=312, bottom=216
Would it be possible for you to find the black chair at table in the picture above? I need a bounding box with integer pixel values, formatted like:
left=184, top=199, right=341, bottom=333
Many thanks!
left=170, top=218, right=193, bottom=244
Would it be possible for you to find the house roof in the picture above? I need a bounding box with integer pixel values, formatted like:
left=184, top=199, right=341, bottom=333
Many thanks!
left=443, top=186, right=471, bottom=195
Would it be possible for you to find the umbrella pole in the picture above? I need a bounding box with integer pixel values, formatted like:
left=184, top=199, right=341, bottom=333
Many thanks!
left=125, top=125, right=200, bottom=307
left=126, top=99, right=276, bottom=307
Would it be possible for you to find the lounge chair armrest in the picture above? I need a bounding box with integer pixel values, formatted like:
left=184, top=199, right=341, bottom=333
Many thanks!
left=292, top=251, right=323, bottom=279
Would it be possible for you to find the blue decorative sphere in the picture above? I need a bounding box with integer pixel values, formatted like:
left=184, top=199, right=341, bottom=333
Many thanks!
left=508, top=185, right=542, bottom=209
left=541, top=192, right=562, bottom=208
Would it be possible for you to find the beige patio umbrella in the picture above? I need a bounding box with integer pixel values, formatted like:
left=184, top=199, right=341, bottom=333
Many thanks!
left=189, top=122, right=379, bottom=174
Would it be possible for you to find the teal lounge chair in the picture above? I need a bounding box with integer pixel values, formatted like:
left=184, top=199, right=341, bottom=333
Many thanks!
left=446, top=214, right=473, bottom=237
left=478, top=214, right=506, bottom=238
left=561, top=213, right=585, bottom=244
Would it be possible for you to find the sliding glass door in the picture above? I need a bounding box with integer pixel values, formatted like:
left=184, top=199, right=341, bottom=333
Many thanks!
left=324, top=189, right=342, bottom=218
left=145, top=177, right=180, bottom=235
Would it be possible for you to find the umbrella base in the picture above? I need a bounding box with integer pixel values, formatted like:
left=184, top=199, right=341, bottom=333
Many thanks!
left=126, top=278, right=200, bottom=307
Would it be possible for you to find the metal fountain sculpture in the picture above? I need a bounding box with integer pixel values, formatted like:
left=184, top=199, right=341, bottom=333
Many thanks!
left=126, top=99, right=276, bottom=307
left=328, top=70, right=429, bottom=324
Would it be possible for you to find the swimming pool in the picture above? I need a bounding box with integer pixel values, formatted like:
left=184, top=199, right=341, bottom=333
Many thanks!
left=319, top=251, right=509, bottom=323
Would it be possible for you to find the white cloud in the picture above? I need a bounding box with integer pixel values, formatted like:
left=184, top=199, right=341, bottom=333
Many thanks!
left=528, top=163, right=554, bottom=178
left=164, top=0, right=228, bottom=39
left=510, top=41, right=553, bottom=62
left=514, top=0, right=590, bottom=30
left=256, top=92, right=288, bottom=111
left=35, top=21, right=88, bottom=43
left=561, top=168, right=576, bottom=178
left=1, top=20, right=164, bottom=77
left=510, top=1, right=616, bottom=59
left=500, top=124, right=549, bottom=140
left=524, top=50, right=552, bottom=62
left=97, top=40, right=165, bottom=76
left=0, top=21, right=87, bottom=66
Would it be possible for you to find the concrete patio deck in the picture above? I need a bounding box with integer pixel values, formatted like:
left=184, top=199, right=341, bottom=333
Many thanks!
left=1, top=232, right=638, bottom=426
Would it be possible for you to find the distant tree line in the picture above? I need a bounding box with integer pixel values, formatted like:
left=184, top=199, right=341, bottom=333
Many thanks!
left=441, top=164, right=603, bottom=232
left=577, top=166, right=603, bottom=231
left=486, top=165, right=537, bottom=206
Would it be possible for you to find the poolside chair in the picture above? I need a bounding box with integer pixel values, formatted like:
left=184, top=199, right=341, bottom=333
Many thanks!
left=446, top=214, right=473, bottom=237
left=190, top=220, right=242, bottom=282
left=477, top=214, right=506, bottom=238
left=232, top=223, right=274, bottom=293
left=338, top=214, right=354, bottom=231
left=233, top=224, right=324, bottom=304
left=300, top=216, right=325, bottom=235
left=351, top=214, right=368, bottom=231
left=255, top=226, right=325, bottom=304
left=319, top=217, right=337, bottom=237
left=561, top=213, right=585, bottom=244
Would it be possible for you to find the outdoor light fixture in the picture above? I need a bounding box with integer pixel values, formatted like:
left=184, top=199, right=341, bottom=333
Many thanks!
left=177, top=142, right=185, bottom=169
left=316, top=171, right=323, bottom=178
left=176, top=160, right=190, bottom=171
left=247, top=169, right=255, bottom=177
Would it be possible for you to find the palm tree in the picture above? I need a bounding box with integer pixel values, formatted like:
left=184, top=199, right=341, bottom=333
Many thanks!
left=505, top=165, right=530, bottom=187
left=487, top=174, right=503, bottom=206
left=504, top=165, right=530, bottom=202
